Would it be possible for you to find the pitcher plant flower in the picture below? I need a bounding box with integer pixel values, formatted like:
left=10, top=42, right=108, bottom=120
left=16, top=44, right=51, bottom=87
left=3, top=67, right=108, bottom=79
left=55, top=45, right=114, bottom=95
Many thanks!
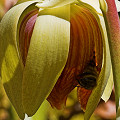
left=0, top=0, right=120, bottom=119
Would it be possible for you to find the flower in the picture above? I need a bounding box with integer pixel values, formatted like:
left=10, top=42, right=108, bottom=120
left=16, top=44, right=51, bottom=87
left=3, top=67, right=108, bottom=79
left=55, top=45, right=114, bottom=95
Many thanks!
left=0, top=0, right=120, bottom=120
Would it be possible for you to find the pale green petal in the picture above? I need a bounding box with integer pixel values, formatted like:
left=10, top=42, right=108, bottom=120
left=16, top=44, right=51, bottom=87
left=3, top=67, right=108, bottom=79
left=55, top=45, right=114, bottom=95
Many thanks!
left=115, top=0, right=120, bottom=12
left=79, top=0, right=102, bottom=13
left=0, top=1, right=38, bottom=119
left=101, top=68, right=113, bottom=102
left=36, top=0, right=75, bottom=8
left=99, top=0, right=108, bottom=13
left=84, top=6, right=111, bottom=120
left=22, top=5, right=70, bottom=116
left=16, top=0, right=41, bottom=5
left=32, top=100, right=49, bottom=120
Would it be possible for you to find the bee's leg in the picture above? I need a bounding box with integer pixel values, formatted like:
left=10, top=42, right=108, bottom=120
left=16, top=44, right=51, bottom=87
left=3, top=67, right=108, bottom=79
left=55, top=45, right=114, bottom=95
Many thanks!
left=76, top=85, right=80, bottom=87
left=72, top=84, right=80, bottom=88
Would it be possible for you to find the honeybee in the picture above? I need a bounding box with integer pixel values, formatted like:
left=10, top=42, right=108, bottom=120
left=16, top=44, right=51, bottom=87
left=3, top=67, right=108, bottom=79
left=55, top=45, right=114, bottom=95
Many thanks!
left=76, top=59, right=98, bottom=90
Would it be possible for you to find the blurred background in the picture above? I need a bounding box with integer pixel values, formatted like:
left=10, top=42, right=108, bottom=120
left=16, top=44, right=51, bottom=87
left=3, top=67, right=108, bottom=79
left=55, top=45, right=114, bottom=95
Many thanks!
left=0, top=80, right=117, bottom=120
left=0, top=0, right=119, bottom=120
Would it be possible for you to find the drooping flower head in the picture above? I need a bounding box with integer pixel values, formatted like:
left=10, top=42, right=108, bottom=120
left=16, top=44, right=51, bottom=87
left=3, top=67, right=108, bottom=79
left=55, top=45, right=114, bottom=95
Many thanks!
left=0, top=0, right=120, bottom=119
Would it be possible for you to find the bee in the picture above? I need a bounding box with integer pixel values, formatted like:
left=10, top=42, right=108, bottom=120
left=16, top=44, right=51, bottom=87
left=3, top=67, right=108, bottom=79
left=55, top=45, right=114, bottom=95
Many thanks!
left=76, top=59, right=98, bottom=90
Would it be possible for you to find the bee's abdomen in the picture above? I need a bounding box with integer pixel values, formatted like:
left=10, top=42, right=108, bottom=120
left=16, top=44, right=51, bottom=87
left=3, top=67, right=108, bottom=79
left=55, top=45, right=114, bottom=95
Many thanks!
left=77, top=74, right=97, bottom=89
left=76, top=60, right=98, bottom=90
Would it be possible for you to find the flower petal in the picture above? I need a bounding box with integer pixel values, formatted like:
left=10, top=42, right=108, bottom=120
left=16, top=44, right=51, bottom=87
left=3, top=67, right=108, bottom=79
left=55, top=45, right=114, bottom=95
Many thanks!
left=77, top=88, right=92, bottom=111
left=36, top=0, right=75, bottom=8
left=47, top=3, right=103, bottom=109
left=22, top=5, right=70, bottom=116
left=72, top=2, right=104, bottom=112
left=83, top=3, right=111, bottom=120
left=80, top=0, right=101, bottom=12
left=101, top=68, right=113, bottom=102
left=0, top=1, right=38, bottom=119
left=115, top=0, right=120, bottom=12
left=19, top=9, right=39, bottom=66
left=16, top=0, right=41, bottom=5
